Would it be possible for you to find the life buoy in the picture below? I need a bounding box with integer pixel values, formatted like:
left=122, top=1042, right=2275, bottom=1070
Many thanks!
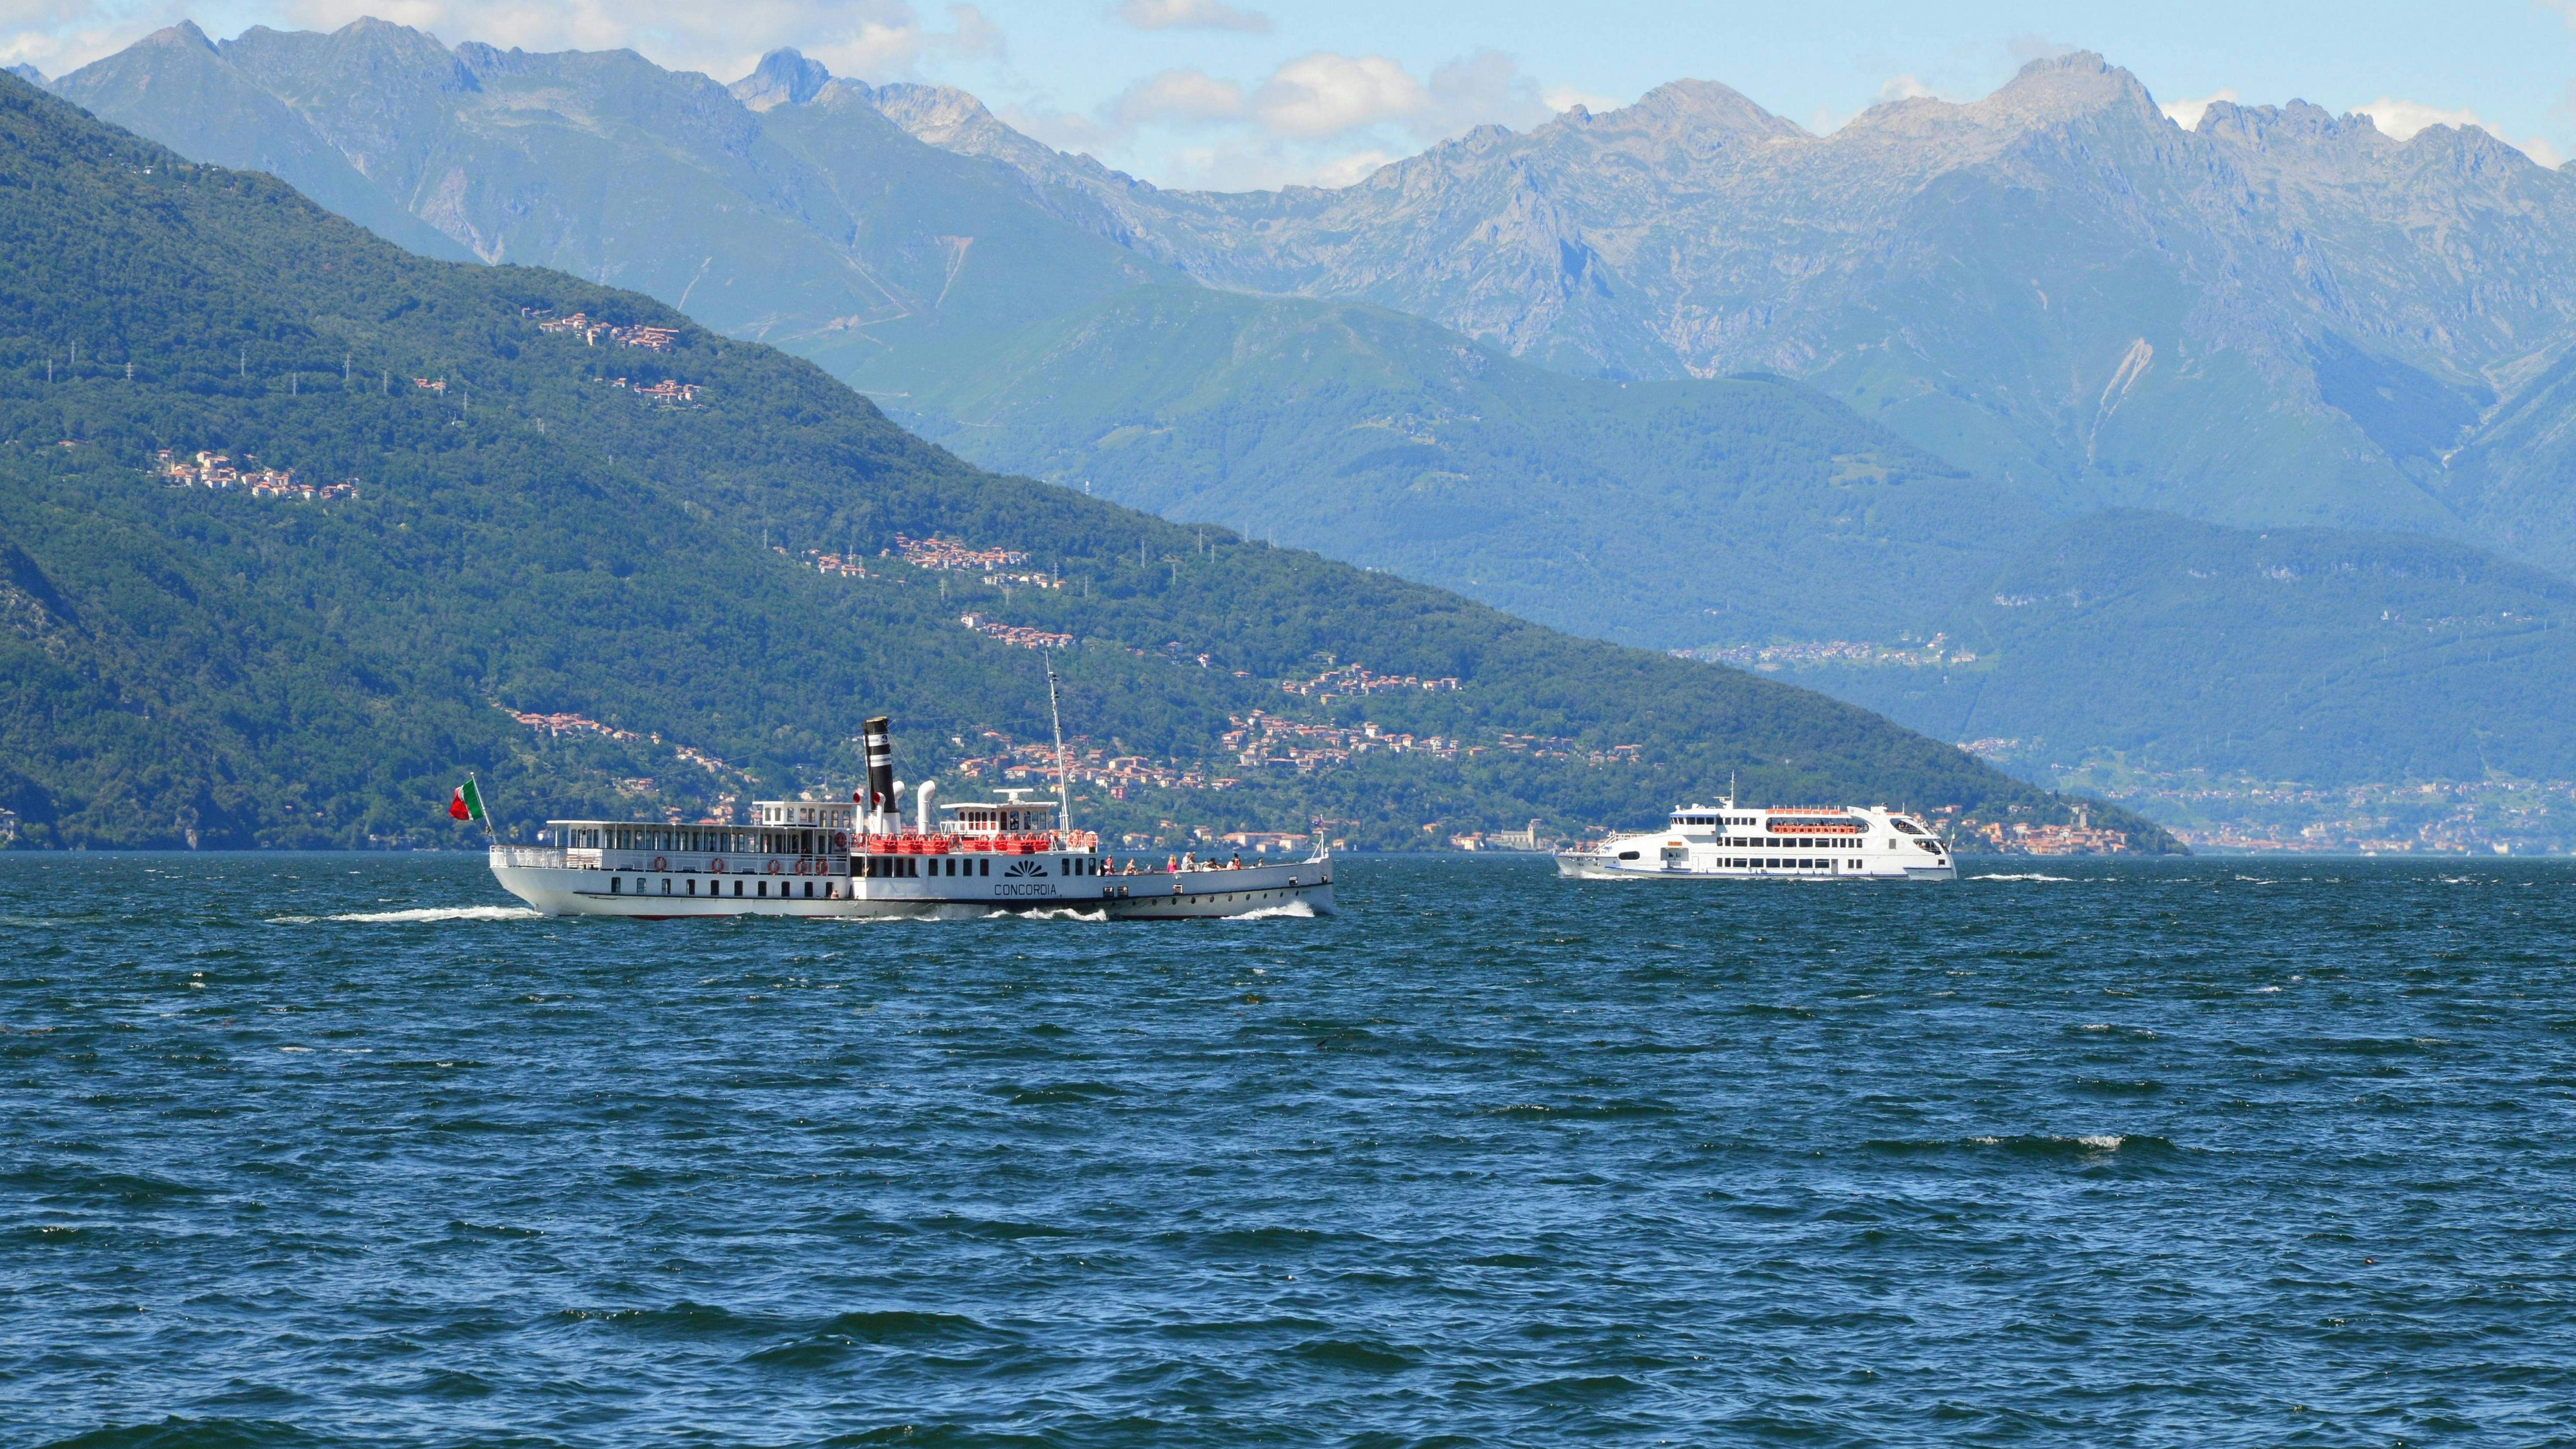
left=793, top=858, right=812, bottom=875
left=652, top=856, right=668, bottom=871
left=831, top=831, right=847, bottom=850
left=765, top=859, right=782, bottom=874
left=709, top=858, right=726, bottom=873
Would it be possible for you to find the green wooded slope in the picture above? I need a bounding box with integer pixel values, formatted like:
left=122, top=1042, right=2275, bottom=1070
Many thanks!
left=0, top=75, right=2165, bottom=851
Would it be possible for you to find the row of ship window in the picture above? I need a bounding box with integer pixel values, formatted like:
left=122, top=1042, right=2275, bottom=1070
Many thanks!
left=609, top=876, right=838, bottom=897
left=861, top=856, right=1107, bottom=878
left=604, top=856, right=1114, bottom=891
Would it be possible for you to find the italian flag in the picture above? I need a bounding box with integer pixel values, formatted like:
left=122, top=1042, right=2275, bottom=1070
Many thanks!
left=448, top=779, right=486, bottom=822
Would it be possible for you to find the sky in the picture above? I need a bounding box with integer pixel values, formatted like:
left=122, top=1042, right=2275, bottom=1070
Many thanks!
left=5, top=0, right=2572, bottom=186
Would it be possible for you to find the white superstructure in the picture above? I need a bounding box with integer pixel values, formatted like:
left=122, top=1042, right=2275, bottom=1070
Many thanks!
left=1555, top=798, right=1955, bottom=881
left=485, top=713, right=1333, bottom=920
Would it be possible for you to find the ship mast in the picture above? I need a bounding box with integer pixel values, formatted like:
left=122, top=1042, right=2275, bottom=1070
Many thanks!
left=1045, top=656, right=1073, bottom=836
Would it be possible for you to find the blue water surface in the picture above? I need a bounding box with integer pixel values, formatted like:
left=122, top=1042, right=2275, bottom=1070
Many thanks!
left=4, top=852, right=2572, bottom=1446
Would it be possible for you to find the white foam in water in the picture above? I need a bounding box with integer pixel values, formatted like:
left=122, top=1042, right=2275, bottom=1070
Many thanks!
left=1970, top=872, right=2074, bottom=882
left=2075, top=1134, right=2126, bottom=1151
left=1234, top=900, right=1322, bottom=920
left=273, top=906, right=543, bottom=924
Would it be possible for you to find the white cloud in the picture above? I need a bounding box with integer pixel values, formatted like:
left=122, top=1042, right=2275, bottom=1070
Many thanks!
left=2354, top=96, right=2563, bottom=167
left=1250, top=51, right=1424, bottom=138
left=1110, top=65, right=1245, bottom=126
left=1110, top=0, right=1269, bottom=33
left=1088, top=47, right=1550, bottom=187
left=2160, top=88, right=2238, bottom=130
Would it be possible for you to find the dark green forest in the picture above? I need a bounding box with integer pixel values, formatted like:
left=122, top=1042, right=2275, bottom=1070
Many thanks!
left=0, top=74, right=2171, bottom=852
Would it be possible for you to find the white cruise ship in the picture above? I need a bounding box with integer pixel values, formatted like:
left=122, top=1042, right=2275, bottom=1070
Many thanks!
left=485, top=712, right=1334, bottom=919
left=1555, top=797, right=1956, bottom=881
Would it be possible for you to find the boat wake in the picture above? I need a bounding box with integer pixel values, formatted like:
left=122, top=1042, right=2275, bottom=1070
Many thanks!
left=1969, top=872, right=2075, bottom=882
left=1232, top=900, right=1323, bottom=920
left=273, top=905, right=544, bottom=924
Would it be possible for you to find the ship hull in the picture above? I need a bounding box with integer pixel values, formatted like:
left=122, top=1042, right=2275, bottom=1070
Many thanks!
left=1555, top=853, right=1955, bottom=882
left=490, top=853, right=1333, bottom=920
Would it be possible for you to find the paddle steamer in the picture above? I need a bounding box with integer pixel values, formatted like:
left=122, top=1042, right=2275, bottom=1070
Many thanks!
left=487, top=713, right=1333, bottom=919
left=1555, top=797, right=1956, bottom=881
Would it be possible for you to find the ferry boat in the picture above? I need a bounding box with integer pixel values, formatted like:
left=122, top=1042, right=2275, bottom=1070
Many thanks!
left=1555, top=798, right=1956, bottom=881
left=486, top=711, right=1335, bottom=920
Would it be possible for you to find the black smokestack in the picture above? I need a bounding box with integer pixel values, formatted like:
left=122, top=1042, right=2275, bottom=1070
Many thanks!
left=864, top=716, right=895, bottom=816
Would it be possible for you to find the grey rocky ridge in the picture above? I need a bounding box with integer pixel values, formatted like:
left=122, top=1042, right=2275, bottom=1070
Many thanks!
left=43, top=23, right=2576, bottom=848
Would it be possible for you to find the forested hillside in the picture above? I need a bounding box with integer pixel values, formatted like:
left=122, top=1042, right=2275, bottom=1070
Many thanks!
left=0, top=74, right=2162, bottom=851
left=900, top=285, right=2042, bottom=649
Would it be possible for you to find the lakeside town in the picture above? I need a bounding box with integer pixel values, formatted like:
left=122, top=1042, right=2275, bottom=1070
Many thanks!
left=1683, top=633, right=1977, bottom=671
left=2045, top=766, right=2576, bottom=854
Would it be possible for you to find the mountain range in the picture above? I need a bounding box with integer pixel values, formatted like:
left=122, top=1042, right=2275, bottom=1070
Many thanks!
left=0, top=69, right=2144, bottom=851
left=31, top=22, right=2576, bottom=802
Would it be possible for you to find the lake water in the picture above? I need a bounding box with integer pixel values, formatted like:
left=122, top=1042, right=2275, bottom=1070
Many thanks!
left=5, top=852, right=2572, bottom=1446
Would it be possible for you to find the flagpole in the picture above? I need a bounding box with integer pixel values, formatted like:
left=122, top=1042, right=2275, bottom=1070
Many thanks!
left=469, top=771, right=498, bottom=847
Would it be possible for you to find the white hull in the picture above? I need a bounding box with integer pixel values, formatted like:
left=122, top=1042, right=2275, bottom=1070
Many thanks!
left=1555, top=853, right=1955, bottom=882
left=491, top=850, right=1333, bottom=920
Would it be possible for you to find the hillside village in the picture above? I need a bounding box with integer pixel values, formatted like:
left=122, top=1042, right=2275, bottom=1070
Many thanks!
left=895, top=533, right=1061, bottom=588
left=156, top=449, right=356, bottom=500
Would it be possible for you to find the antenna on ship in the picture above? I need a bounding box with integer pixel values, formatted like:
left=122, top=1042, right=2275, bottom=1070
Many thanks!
left=1726, top=770, right=1737, bottom=809
left=1045, top=655, right=1073, bottom=837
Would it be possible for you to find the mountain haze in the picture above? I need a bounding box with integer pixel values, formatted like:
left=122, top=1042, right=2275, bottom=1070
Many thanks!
left=42, top=23, right=2576, bottom=801
left=902, top=284, right=2042, bottom=649
left=1787, top=511, right=2576, bottom=785
left=878, top=54, right=2576, bottom=562
left=0, top=71, right=2144, bottom=851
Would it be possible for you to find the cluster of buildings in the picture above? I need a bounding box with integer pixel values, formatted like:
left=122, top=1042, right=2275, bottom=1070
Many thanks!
left=601, top=377, right=702, bottom=404
left=500, top=706, right=742, bottom=799
left=896, top=534, right=1041, bottom=575
left=1448, top=820, right=1552, bottom=852
left=1493, top=733, right=1641, bottom=766
left=1687, top=633, right=1975, bottom=672
left=1971, top=820, right=2133, bottom=854
left=502, top=707, right=645, bottom=744
left=958, top=614, right=1072, bottom=650
left=789, top=548, right=869, bottom=578
left=2070, top=772, right=2576, bottom=854
left=527, top=309, right=680, bottom=351
left=953, top=731, right=1233, bottom=796
left=1280, top=662, right=1462, bottom=699
left=156, top=450, right=356, bottom=501
left=1218, top=830, right=1312, bottom=855
left=1222, top=710, right=1464, bottom=770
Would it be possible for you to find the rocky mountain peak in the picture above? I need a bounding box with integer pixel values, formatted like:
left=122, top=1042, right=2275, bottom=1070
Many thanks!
left=1619, top=77, right=1805, bottom=138
left=869, top=81, right=1002, bottom=146
left=139, top=20, right=217, bottom=54
left=1973, top=50, right=2156, bottom=126
left=729, top=47, right=831, bottom=112
left=2195, top=97, right=2388, bottom=153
